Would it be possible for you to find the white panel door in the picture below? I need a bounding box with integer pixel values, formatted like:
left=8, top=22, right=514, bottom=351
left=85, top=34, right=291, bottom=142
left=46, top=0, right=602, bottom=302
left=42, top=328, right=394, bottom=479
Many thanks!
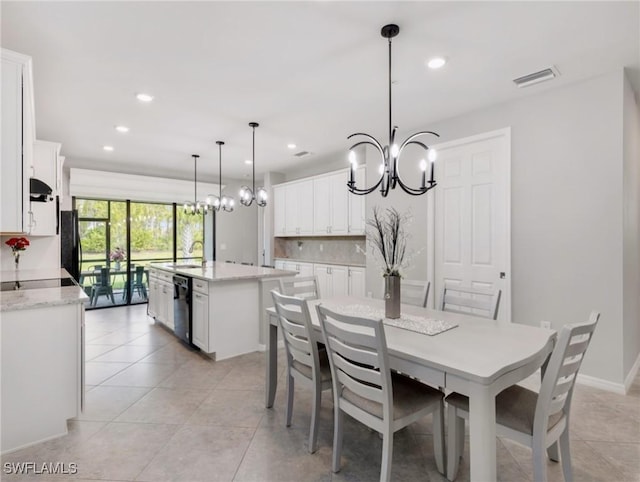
left=192, top=292, right=209, bottom=351
left=348, top=167, right=366, bottom=234
left=434, top=129, right=510, bottom=321
left=296, top=180, right=314, bottom=235
left=314, top=264, right=331, bottom=298
left=313, top=176, right=331, bottom=234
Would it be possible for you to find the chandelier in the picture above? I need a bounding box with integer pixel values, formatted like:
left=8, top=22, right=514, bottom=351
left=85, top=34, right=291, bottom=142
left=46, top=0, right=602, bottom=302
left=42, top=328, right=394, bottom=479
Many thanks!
left=239, top=122, right=267, bottom=207
left=347, top=24, right=439, bottom=197
left=211, top=141, right=235, bottom=212
left=183, top=154, right=210, bottom=215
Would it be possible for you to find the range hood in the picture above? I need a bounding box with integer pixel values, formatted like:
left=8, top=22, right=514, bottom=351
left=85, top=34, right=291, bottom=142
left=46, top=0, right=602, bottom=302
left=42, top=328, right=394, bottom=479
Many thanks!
left=30, top=178, right=54, bottom=202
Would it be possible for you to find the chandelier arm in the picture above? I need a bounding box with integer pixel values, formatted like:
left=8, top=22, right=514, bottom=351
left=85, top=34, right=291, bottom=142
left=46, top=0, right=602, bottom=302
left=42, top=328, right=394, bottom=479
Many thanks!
left=347, top=139, right=386, bottom=194
left=347, top=133, right=385, bottom=153
left=395, top=176, right=437, bottom=196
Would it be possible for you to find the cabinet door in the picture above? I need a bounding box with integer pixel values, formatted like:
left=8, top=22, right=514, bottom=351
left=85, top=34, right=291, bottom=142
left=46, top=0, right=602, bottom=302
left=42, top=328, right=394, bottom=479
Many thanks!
left=348, top=167, right=366, bottom=234
left=313, top=264, right=331, bottom=299
left=192, top=292, right=209, bottom=351
left=165, top=283, right=175, bottom=331
left=329, top=172, right=349, bottom=235
left=284, top=184, right=298, bottom=235
left=157, top=283, right=168, bottom=323
left=313, top=176, right=331, bottom=234
left=330, top=265, right=349, bottom=297
left=273, top=186, right=286, bottom=236
left=348, top=267, right=366, bottom=298
left=148, top=278, right=158, bottom=317
left=297, top=262, right=314, bottom=278
left=297, top=180, right=314, bottom=235
left=1, top=56, right=26, bottom=233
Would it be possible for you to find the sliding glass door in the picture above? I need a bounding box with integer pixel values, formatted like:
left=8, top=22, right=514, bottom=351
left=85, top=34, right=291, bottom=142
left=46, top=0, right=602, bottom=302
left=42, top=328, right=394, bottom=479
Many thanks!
left=75, top=197, right=209, bottom=310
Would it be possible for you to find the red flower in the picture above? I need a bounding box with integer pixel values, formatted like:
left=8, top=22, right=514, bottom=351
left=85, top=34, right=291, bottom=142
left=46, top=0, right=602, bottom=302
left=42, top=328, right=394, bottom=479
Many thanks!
left=5, top=237, right=30, bottom=252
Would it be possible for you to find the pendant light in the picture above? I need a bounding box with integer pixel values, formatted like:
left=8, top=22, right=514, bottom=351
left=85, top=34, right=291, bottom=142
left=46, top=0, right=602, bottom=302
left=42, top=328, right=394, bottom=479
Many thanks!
left=183, top=154, right=209, bottom=215
left=347, top=24, right=439, bottom=197
left=211, top=141, right=234, bottom=213
left=239, top=122, right=267, bottom=207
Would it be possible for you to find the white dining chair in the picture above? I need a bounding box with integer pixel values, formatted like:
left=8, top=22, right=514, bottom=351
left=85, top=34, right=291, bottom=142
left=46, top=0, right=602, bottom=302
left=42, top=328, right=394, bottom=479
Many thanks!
left=279, top=275, right=321, bottom=301
left=271, top=290, right=332, bottom=453
left=316, top=304, right=445, bottom=482
left=402, top=279, right=430, bottom=308
left=445, top=311, right=600, bottom=482
left=441, top=285, right=502, bottom=320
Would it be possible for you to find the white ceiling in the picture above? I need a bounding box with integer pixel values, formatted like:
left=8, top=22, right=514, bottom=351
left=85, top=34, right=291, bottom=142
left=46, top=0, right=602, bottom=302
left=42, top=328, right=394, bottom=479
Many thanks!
left=2, top=1, right=638, bottom=183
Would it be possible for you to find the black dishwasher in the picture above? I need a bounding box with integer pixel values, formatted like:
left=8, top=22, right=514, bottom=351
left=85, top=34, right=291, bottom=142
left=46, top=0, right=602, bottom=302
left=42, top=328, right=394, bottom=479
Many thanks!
left=173, top=275, right=196, bottom=348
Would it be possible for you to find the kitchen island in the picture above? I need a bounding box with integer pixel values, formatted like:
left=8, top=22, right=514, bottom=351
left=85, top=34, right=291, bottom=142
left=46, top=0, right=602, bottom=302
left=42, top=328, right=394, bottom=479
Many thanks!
left=0, top=268, right=87, bottom=454
left=148, top=262, right=295, bottom=360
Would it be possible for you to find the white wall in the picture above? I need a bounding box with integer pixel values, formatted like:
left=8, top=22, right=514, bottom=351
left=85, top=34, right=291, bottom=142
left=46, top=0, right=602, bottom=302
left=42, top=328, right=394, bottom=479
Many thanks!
left=622, top=71, right=640, bottom=380
left=0, top=234, right=59, bottom=271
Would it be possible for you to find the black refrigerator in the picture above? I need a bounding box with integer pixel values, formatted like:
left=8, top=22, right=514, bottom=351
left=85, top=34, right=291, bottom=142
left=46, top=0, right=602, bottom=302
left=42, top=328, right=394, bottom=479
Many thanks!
left=60, top=210, right=82, bottom=282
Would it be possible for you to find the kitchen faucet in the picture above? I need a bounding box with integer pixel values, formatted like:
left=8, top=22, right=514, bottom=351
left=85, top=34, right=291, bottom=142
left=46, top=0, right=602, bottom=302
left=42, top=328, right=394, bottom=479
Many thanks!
left=188, top=240, right=207, bottom=267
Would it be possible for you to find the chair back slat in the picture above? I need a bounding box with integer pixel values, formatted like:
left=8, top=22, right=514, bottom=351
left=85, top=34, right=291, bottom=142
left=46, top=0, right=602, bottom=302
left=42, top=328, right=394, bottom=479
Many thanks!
left=317, top=304, right=393, bottom=421
left=402, top=279, right=430, bottom=308
left=272, top=290, right=320, bottom=381
left=337, top=369, right=385, bottom=405
left=279, top=276, right=320, bottom=300
left=534, top=311, right=599, bottom=432
left=330, top=347, right=383, bottom=386
left=441, top=285, right=501, bottom=320
left=564, top=339, right=590, bottom=358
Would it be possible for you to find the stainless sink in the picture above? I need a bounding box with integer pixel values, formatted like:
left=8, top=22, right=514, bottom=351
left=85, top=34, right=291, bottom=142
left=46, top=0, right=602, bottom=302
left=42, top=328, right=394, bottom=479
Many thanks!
left=174, top=264, right=201, bottom=269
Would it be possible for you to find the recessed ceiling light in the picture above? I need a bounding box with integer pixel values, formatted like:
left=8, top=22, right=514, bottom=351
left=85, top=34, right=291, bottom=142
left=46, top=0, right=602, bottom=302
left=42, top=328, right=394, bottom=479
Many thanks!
left=136, top=93, right=154, bottom=102
left=287, top=143, right=296, bottom=149
left=115, top=125, right=129, bottom=133
left=427, top=57, right=447, bottom=69
left=244, top=159, right=253, bottom=165
left=103, top=145, right=114, bottom=152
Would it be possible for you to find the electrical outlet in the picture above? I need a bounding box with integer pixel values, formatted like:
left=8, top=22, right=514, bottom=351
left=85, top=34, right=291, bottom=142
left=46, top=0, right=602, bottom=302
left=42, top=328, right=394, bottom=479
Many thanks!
left=220, top=243, right=227, bottom=250
left=540, top=321, right=551, bottom=330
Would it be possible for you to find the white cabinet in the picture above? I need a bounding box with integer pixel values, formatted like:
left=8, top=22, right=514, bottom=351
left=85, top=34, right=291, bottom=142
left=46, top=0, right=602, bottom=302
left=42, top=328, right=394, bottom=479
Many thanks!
left=192, top=291, right=209, bottom=351
left=282, top=261, right=314, bottom=277
left=149, top=269, right=174, bottom=330
left=273, top=186, right=286, bottom=236
left=313, top=172, right=348, bottom=235
left=274, top=259, right=285, bottom=270
left=348, top=167, right=366, bottom=235
left=284, top=180, right=314, bottom=235
left=29, top=140, right=61, bottom=236
left=314, top=263, right=349, bottom=298
left=1, top=49, right=34, bottom=234
left=348, top=266, right=366, bottom=298
left=274, top=168, right=364, bottom=238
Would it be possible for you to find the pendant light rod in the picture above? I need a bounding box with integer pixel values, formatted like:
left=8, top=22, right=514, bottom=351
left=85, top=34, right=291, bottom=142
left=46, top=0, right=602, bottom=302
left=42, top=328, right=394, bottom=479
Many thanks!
left=193, top=154, right=198, bottom=207
left=214, top=140, right=234, bottom=213
left=250, top=122, right=258, bottom=193
left=347, top=23, right=439, bottom=197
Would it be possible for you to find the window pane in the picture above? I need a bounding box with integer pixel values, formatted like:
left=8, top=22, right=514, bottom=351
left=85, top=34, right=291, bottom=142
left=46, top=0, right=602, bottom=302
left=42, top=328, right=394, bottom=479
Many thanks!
left=77, top=199, right=108, bottom=219
left=177, top=210, right=204, bottom=261
left=130, top=202, right=174, bottom=267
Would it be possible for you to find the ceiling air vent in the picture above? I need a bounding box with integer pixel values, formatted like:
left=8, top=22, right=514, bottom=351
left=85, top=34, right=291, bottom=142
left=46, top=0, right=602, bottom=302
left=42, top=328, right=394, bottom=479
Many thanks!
left=294, top=151, right=312, bottom=158
left=513, top=66, right=559, bottom=88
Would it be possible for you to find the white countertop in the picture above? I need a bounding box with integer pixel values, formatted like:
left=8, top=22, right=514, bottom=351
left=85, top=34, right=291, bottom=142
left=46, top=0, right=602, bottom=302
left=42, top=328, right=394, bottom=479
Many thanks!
left=150, top=262, right=296, bottom=282
left=0, top=268, right=88, bottom=312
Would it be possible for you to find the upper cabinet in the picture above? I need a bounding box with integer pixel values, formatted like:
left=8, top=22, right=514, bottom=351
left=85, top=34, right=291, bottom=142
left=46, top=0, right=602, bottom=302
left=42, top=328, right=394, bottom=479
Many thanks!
left=274, top=167, right=365, bottom=237
left=1, top=49, right=35, bottom=234
left=30, top=140, right=62, bottom=236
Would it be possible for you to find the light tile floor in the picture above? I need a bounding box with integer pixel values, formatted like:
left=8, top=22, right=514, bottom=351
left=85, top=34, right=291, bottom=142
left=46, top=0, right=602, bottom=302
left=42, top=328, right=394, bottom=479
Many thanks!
left=2, top=304, right=639, bottom=481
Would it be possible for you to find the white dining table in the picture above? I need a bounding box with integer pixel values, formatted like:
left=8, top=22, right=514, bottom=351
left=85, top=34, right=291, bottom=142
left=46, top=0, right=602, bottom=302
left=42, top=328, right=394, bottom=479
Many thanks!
left=265, top=296, right=556, bottom=481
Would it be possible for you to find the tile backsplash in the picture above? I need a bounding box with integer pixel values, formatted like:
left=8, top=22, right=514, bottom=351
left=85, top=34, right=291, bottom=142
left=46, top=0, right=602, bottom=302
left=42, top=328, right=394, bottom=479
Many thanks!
left=274, top=236, right=366, bottom=266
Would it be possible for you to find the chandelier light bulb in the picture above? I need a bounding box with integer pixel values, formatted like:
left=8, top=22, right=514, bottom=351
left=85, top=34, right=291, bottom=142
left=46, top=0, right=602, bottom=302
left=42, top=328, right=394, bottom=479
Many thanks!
left=419, top=159, right=427, bottom=172
left=348, top=150, right=356, bottom=163
left=257, top=187, right=268, bottom=207
left=378, top=163, right=385, bottom=175
left=390, top=144, right=399, bottom=157
left=428, top=148, right=437, bottom=163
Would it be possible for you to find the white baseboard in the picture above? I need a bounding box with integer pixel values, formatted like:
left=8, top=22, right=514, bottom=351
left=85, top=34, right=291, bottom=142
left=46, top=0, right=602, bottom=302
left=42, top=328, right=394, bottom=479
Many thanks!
left=576, top=373, right=626, bottom=395
left=624, top=352, right=640, bottom=393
